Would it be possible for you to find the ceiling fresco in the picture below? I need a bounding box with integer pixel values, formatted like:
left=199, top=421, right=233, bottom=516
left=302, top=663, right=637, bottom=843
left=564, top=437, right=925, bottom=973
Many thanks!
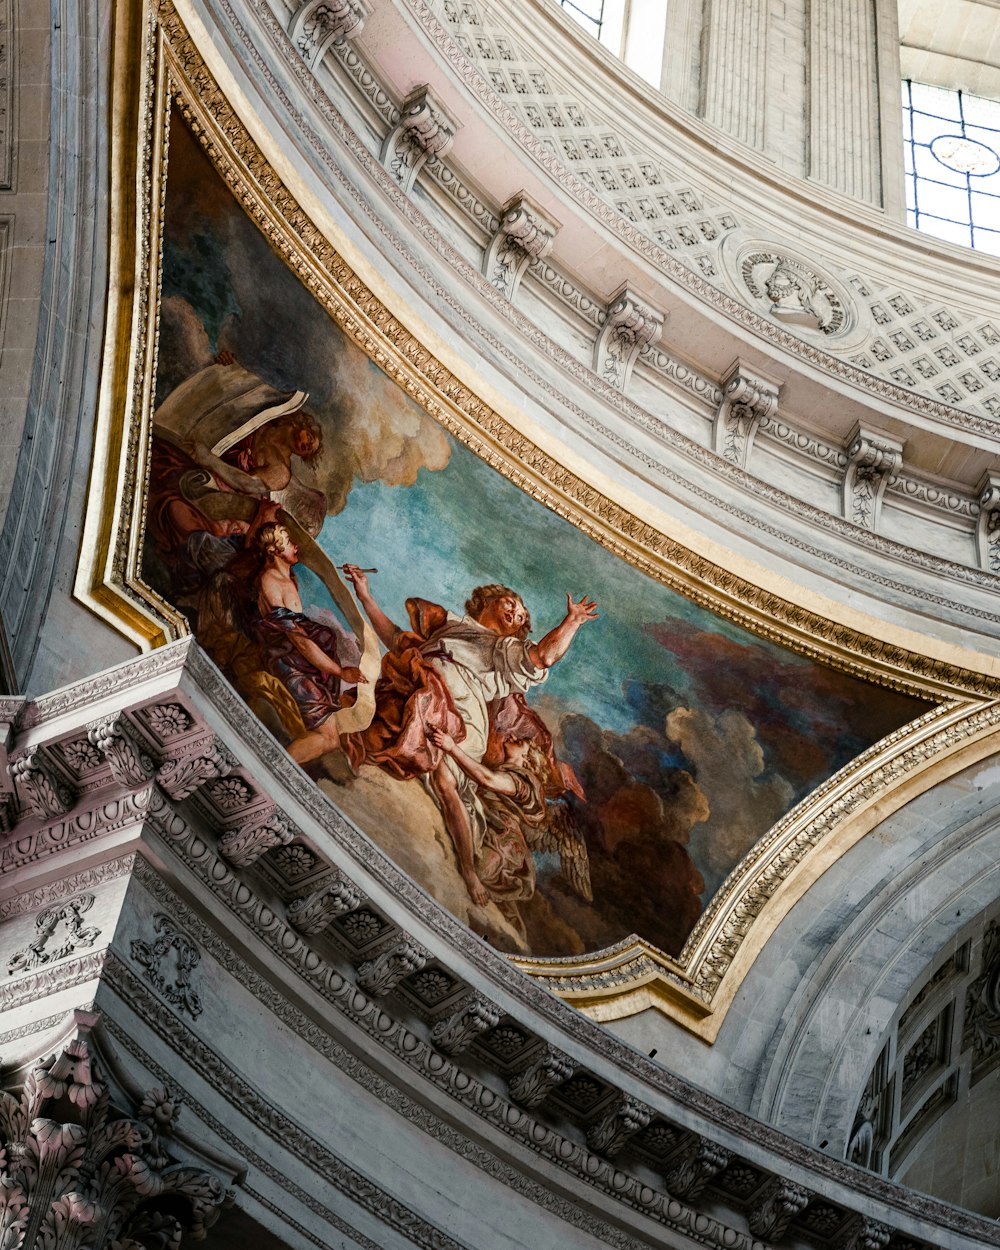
left=143, top=111, right=930, bottom=957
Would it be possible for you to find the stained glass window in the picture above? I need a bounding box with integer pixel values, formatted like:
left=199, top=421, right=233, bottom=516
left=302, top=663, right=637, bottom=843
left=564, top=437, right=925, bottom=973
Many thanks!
left=558, top=0, right=605, bottom=39
left=903, top=81, right=1000, bottom=257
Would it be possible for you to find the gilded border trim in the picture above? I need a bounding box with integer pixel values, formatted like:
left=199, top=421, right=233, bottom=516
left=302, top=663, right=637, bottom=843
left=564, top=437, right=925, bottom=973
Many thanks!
left=75, top=0, right=1000, bottom=1035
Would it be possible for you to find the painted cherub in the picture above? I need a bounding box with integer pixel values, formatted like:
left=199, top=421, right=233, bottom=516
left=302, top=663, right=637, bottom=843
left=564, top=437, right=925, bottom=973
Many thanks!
left=428, top=725, right=592, bottom=913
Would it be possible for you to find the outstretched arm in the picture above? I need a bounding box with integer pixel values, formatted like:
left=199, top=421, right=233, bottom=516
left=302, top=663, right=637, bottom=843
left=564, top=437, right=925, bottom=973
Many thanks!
left=528, top=593, right=598, bottom=669
left=428, top=727, right=518, bottom=797
left=343, top=565, right=400, bottom=649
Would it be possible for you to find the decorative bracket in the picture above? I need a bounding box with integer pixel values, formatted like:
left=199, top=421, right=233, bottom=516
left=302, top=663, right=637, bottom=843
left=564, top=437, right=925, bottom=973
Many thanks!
left=585, top=1093, right=652, bottom=1157
left=663, top=1134, right=732, bottom=1200
left=218, top=805, right=295, bottom=868
left=843, top=425, right=903, bottom=531
left=712, top=360, right=779, bottom=468
left=483, top=193, right=558, bottom=301
left=976, top=470, right=1000, bottom=572
left=593, top=285, right=664, bottom=393
left=507, top=1045, right=575, bottom=1108
left=157, top=739, right=234, bottom=801
left=356, top=938, right=430, bottom=997
left=88, top=713, right=157, bottom=788
left=288, top=0, right=369, bottom=68
left=10, top=745, right=75, bottom=819
left=430, top=991, right=501, bottom=1055
left=839, top=1215, right=893, bottom=1250
left=287, top=872, right=363, bottom=933
left=380, top=86, right=456, bottom=194
left=747, top=1176, right=811, bottom=1240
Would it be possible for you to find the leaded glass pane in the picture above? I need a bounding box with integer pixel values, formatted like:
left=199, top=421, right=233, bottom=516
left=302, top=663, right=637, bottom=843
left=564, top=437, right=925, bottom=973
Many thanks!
left=903, top=81, right=1000, bottom=256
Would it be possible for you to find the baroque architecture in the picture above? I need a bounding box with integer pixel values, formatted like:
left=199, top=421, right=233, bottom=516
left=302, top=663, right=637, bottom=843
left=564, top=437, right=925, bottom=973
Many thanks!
left=3, top=0, right=1000, bottom=1246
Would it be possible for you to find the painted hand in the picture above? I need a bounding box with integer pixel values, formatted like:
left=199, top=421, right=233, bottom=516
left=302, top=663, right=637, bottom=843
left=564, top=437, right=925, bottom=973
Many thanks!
left=565, top=593, right=599, bottom=625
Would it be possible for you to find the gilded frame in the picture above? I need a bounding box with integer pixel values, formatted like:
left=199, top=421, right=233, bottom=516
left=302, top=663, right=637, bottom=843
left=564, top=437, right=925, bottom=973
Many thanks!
left=76, top=0, right=1000, bottom=1039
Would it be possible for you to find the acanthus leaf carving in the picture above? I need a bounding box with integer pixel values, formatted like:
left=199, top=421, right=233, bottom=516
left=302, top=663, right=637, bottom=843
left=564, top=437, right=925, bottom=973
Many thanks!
left=975, top=470, right=1000, bottom=573
left=356, top=938, right=430, bottom=997
left=838, top=1214, right=893, bottom=1250
left=130, top=915, right=203, bottom=1018
left=585, top=1093, right=652, bottom=1157
left=663, top=1134, right=732, bottom=1200
left=380, top=85, right=456, bottom=194
left=88, top=715, right=157, bottom=788
left=217, top=806, right=295, bottom=868
left=483, top=193, right=558, bottom=301
left=843, top=425, right=903, bottom=531
left=746, top=1175, right=812, bottom=1240
left=593, top=285, right=664, bottom=394
left=712, top=360, right=779, bottom=468
left=10, top=748, right=75, bottom=819
left=156, top=741, right=234, bottom=801
left=8, top=894, right=102, bottom=976
left=286, top=873, right=362, bottom=934
left=0, top=1035, right=230, bottom=1248
left=429, top=991, right=501, bottom=1055
left=288, top=0, right=368, bottom=69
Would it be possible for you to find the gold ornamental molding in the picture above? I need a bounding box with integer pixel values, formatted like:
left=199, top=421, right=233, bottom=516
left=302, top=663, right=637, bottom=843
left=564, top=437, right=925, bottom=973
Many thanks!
left=75, top=0, right=1000, bottom=1038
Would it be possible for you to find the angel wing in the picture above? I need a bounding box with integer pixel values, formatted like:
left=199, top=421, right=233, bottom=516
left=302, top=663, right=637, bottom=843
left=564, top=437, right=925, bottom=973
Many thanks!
left=530, top=800, right=593, bottom=903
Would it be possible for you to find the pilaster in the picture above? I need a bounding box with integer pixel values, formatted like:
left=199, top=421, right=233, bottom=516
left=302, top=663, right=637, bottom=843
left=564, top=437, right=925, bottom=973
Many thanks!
left=700, top=0, right=768, bottom=149
left=808, top=0, right=882, bottom=203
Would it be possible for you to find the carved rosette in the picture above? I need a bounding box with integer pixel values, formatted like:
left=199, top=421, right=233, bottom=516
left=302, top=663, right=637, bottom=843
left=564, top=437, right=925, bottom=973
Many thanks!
left=747, top=1176, right=811, bottom=1240
left=356, top=939, right=430, bottom=997
left=218, top=807, right=295, bottom=868
left=87, top=715, right=156, bottom=788
left=8, top=894, right=102, bottom=975
left=10, top=747, right=75, bottom=819
left=843, top=426, right=903, bottom=531
left=380, top=86, right=456, bottom=195
left=585, top=1093, right=652, bottom=1158
left=156, top=741, right=233, bottom=801
left=507, top=1046, right=575, bottom=1108
left=286, top=873, right=363, bottom=934
left=976, top=471, right=1000, bottom=573
left=430, top=992, right=502, bottom=1055
left=483, top=194, right=558, bottom=302
left=0, top=1036, right=230, bottom=1247
left=593, top=286, right=664, bottom=394
left=712, top=361, right=779, bottom=468
left=288, top=0, right=368, bottom=68
left=663, top=1135, right=732, bottom=1200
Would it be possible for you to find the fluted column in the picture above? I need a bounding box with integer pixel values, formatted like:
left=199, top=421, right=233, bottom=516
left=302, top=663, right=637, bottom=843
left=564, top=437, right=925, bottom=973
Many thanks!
left=700, top=0, right=768, bottom=149
left=808, top=0, right=882, bottom=203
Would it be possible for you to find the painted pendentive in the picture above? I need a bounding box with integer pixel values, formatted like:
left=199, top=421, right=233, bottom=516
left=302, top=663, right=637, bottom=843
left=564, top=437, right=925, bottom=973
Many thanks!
left=143, top=113, right=927, bottom=959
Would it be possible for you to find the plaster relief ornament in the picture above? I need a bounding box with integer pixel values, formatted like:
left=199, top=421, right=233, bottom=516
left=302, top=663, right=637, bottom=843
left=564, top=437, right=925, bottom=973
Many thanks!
left=380, top=86, right=456, bottom=195
left=288, top=0, right=368, bottom=69
left=723, top=238, right=866, bottom=349
left=8, top=894, right=101, bottom=976
left=130, top=914, right=203, bottom=1018
left=483, top=194, right=559, bottom=302
left=0, top=1036, right=230, bottom=1248
left=593, top=286, right=664, bottom=393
